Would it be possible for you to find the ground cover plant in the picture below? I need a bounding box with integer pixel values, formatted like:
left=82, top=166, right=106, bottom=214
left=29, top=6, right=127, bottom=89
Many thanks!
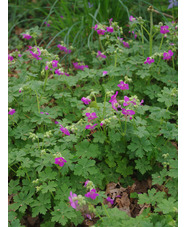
left=8, top=1, right=178, bottom=226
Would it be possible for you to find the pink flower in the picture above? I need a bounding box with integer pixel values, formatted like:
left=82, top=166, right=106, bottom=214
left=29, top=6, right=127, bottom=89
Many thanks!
left=86, top=214, right=92, bottom=220
left=54, top=69, right=63, bottom=75
left=55, top=121, right=59, bottom=124
left=68, top=191, right=79, bottom=209
left=85, top=124, right=98, bottom=130
left=86, top=112, right=97, bottom=121
left=22, top=34, right=32, bottom=39
left=8, top=55, right=14, bottom=62
left=60, top=126, right=70, bottom=136
left=92, top=24, right=98, bottom=30
left=52, top=60, right=58, bottom=68
left=54, top=157, right=67, bottom=167
left=57, top=44, right=71, bottom=54
left=140, top=99, right=144, bottom=105
left=85, top=189, right=99, bottom=200
left=160, top=25, right=170, bottom=34
left=129, top=15, right=136, bottom=22
left=8, top=109, right=16, bottom=115
left=144, top=57, right=154, bottom=64
left=117, top=81, right=129, bottom=90
left=123, top=42, right=129, bottom=48
left=29, top=48, right=42, bottom=60
left=163, top=50, right=173, bottom=60
left=109, top=18, right=113, bottom=25
left=106, top=197, right=114, bottom=205
left=73, top=62, right=88, bottom=71
left=109, top=91, right=121, bottom=111
left=97, top=29, right=106, bottom=35
left=81, top=97, right=91, bottom=105
left=106, top=27, right=114, bottom=33
left=100, top=122, right=104, bottom=127
left=103, top=71, right=108, bottom=76
left=121, top=109, right=135, bottom=119
left=97, top=51, right=107, bottom=59
left=84, top=180, right=90, bottom=187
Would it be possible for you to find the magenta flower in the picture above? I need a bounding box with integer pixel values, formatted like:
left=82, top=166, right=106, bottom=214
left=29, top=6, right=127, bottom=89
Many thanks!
left=68, top=192, right=79, bottom=209
left=29, top=48, right=42, bottom=60
left=123, top=96, right=130, bottom=106
left=109, top=18, right=113, bottom=25
left=97, top=29, right=106, bottom=35
left=84, top=180, right=90, bottom=187
left=52, top=60, right=58, bottom=68
left=54, top=157, right=67, bottom=167
left=144, top=57, right=154, bottom=64
left=73, top=62, right=88, bottom=71
left=160, top=25, right=170, bottom=34
left=85, top=124, right=98, bottom=130
left=54, top=69, right=63, bottom=75
left=86, top=112, right=97, bottom=121
left=103, top=71, right=108, bottom=76
left=57, top=44, right=71, bottom=54
left=97, top=51, right=107, bottom=59
left=19, top=90, right=22, bottom=93
left=121, top=109, right=135, bottom=119
left=55, top=121, right=59, bottom=124
left=129, top=15, right=136, bottom=22
left=123, top=42, right=129, bottom=48
left=109, top=91, right=121, bottom=111
left=86, top=214, right=92, bottom=220
left=18, top=54, right=22, bottom=57
left=60, top=15, right=64, bottom=18
left=81, top=97, right=91, bottom=105
left=60, top=126, right=70, bottom=136
left=22, top=34, right=32, bottom=40
left=134, top=34, right=137, bottom=39
left=163, top=50, right=173, bottom=60
left=117, top=81, right=129, bottom=90
left=8, top=109, right=16, bottom=115
left=92, top=24, right=98, bottom=30
left=109, top=91, right=118, bottom=103
left=85, top=189, right=99, bottom=200
left=106, top=197, right=114, bottom=205
left=140, top=99, right=144, bottom=105
left=106, top=27, right=114, bottom=33
left=100, top=122, right=104, bottom=127
left=44, top=21, right=50, bottom=27
left=8, top=55, right=14, bottom=62
left=40, top=112, right=44, bottom=114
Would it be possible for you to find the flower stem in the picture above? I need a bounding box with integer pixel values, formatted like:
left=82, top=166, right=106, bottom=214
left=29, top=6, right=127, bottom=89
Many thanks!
left=102, top=203, right=110, bottom=218
left=43, top=70, right=49, bottom=91
left=172, top=56, right=175, bottom=70
left=114, top=53, right=117, bottom=67
left=99, top=36, right=104, bottom=52
left=149, top=11, right=153, bottom=56
left=159, top=35, right=164, bottom=50
left=35, top=90, right=40, bottom=113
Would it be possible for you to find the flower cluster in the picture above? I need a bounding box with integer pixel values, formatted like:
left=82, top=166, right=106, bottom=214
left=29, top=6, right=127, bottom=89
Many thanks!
left=92, top=21, right=114, bottom=35
left=85, top=189, right=99, bottom=200
left=73, top=62, right=89, bottom=71
left=54, top=157, right=67, bottom=167
left=57, top=44, right=72, bottom=54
